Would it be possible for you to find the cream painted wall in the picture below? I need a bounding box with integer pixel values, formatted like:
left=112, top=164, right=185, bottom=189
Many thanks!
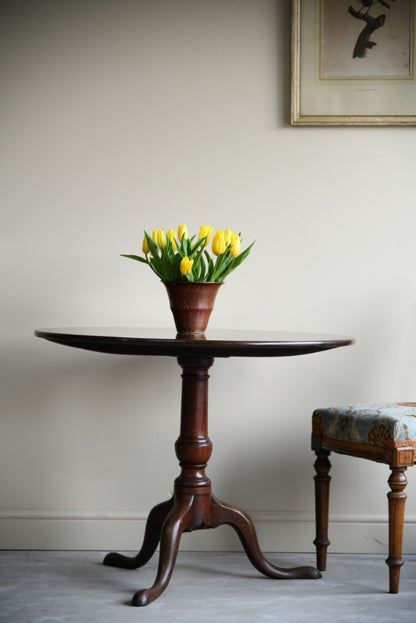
left=1, top=0, right=416, bottom=553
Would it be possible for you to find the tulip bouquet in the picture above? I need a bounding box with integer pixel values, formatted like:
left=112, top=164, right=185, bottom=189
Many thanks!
left=121, top=224, right=254, bottom=282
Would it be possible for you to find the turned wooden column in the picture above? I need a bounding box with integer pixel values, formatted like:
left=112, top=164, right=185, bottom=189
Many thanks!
left=174, top=355, right=214, bottom=524
left=386, top=466, right=408, bottom=594
left=175, top=355, right=214, bottom=493
left=313, top=449, right=332, bottom=571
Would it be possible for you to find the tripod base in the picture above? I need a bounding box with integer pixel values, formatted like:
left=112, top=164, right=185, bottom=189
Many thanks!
left=104, top=492, right=320, bottom=607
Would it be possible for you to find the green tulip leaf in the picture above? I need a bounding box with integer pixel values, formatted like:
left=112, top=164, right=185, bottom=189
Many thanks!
left=120, top=254, right=147, bottom=263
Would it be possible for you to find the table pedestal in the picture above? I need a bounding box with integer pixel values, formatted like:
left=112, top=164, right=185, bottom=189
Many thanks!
left=103, top=355, right=320, bottom=606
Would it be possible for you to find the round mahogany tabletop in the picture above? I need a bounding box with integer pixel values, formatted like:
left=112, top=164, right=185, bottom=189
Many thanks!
left=35, top=327, right=354, bottom=358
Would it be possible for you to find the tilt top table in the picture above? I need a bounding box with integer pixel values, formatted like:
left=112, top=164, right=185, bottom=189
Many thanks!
left=35, top=327, right=353, bottom=606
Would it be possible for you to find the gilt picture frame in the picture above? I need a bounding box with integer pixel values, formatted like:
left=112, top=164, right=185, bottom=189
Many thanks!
left=291, top=0, right=416, bottom=125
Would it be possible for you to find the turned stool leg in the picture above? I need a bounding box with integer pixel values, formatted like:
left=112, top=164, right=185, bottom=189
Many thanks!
left=386, top=466, right=408, bottom=594
left=313, top=449, right=332, bottom=572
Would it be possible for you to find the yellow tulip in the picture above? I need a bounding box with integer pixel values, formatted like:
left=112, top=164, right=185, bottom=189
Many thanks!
left=152, top=229, right=167, bottom=249
left=142, top=234, right=150, bottom=255
left=180, top=256, right=194, bottom=275
left=178, top=224, right=189, bottom=242
left=212, top=229, right=226, bottom=256
left=230, top=234, right=241, bottom=257
left=198, top=225, right=213, bottom=247
left=167, top=229, right=177, bottom=251
left=224, top=229, right=234, bottom=245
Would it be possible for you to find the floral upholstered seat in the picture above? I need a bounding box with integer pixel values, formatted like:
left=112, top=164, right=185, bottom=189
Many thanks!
left=312, top=403, right=416, bottom=448
left=311, top=402, right=416, bottom=594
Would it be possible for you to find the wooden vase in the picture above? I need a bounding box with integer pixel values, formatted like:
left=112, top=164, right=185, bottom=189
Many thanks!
left=163, top=281, right=223, bottom=335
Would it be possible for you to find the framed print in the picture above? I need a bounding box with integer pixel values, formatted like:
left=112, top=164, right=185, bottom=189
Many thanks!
left=291, top=0, right=416, bottom=125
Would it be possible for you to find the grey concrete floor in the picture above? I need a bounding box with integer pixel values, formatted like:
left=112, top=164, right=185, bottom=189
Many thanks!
left=0, top=551, right=415, bottom=622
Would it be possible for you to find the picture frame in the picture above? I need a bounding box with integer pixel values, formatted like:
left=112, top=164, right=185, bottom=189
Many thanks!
left=291, top=0, right=416, bottom=125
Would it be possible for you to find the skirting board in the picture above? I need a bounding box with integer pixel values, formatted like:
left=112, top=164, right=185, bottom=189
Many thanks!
left=1, top=511, right=416, bottom=552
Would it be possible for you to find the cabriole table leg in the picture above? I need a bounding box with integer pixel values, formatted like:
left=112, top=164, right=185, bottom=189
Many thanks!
left=103, top=497, right=173, bottom=570
left=209, top=495, right=320, bottom=580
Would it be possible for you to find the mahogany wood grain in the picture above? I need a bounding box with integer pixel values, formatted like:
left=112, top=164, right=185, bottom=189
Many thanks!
left=106, top=354, right=320, bottom=606
left=35, top=327, right=353, bottom=606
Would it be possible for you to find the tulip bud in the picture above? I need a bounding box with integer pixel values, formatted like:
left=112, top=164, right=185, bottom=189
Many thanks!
left=225, top=229, right=234, bottom=245
left=152, top=229, right=167, bottom=249
left=178, top=224, right=189, bottom=242
left=159, top=229, right=167, bottom=248
left=198, top=225, right=213, bottom=247
left=180, top=256, right=194, bottom=275
left=167, top=229, right=177, bottom=251
left=142, top=234, right=150, bottom=255
left=230, top=234, right=241, bottom=257
left=212, top=229, right=226, bottom=256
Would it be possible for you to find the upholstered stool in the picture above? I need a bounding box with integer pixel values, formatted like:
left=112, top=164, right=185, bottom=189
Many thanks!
left=312, top=403, right=416, bottom=593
